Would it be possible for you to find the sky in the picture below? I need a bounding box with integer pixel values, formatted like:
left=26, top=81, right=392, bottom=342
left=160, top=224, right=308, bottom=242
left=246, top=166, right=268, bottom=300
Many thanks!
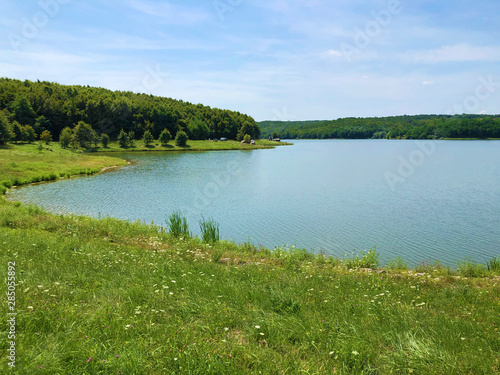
left=1, top=0, right=499, bottom=121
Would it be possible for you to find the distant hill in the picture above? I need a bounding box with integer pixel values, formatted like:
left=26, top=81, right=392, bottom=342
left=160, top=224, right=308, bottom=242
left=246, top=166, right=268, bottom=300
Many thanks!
left=259, top=115, right=500, bottom=140
left=0, top=78, right=260, bottom=141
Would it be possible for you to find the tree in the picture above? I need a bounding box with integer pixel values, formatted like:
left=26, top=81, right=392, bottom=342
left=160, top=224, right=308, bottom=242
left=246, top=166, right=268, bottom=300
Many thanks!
left=73, top=121, right=95, bottom=148
left=175, top=130, right=188, bottom=147
left=59, top=127, right=72, bottom=148
left=34, top=115, right=51, bottom=135
left=187, top=118, right=210, bottom=140
left=12, top=121, right=24, bottom=143
left=11, top=94, right=36, bottom=126
left=243, top=134, right=251, bottom=143
left=237, top=120, right=260, bottom=141
left=40, top=130, right=53, bottom=145
left=272, top=132, right=278, bottom=139
left=118, top=129, right=129, bottom=148
left=143, top=130, right=154, bottom=146
left=159, top=128, right=171, bottom=145
left=128, top=131, right=135, bottom=147
left=100, top=133, right=110, bottom=148
left=23, top=125, right=37, bottom=143
left=0, top=114, right=13, bottom=145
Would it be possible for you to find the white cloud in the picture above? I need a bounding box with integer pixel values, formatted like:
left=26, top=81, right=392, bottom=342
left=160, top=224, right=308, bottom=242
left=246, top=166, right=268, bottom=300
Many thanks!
left=403, top=44, right=500, bottom=63
left=127, top=0, right=210, bottom=24
left=422, top=81, right=434, bottom=85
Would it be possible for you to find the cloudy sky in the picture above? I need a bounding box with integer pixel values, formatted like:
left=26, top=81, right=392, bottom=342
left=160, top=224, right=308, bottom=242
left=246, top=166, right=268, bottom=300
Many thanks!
left=1, top=0, right=499, bottom=120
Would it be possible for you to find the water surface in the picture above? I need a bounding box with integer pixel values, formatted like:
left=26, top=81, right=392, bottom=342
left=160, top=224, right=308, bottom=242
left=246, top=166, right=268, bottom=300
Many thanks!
left=8, top=140, right=500, bottom=266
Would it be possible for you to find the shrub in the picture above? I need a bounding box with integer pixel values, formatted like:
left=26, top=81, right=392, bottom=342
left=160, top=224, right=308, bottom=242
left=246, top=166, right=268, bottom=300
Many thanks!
left=100, top=133, right=110, bottom=148
left=73, top=121, right=96, bottom=149
left=40, top=130, right=52, bottom=145
left=487, top=256, right=500, bottom=272
left=344, top=247, right=380, bottom=269
left=159, top=129, right=171, bottom=145
left=175, top=131, right=188, bottom=147
left=23, top=125, right=37, bottom=143
left=243, top=134, right=251, bottom=143
left=199, top=217, right=220, bottom=244
left=118, top=129, right=129, bottom=148
left=59, top=127, right=73, bottom=148
left=143, top=130, right=154, bottom=146
left=167, top=212, right=190, bottom=238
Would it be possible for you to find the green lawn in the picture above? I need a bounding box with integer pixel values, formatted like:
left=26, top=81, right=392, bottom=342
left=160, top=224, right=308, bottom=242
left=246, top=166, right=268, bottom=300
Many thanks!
left=92, top=139, right=291, bottom=153
left=0, top=141, right=499, bottom=374
left=0, top=143, right=127, bottom=194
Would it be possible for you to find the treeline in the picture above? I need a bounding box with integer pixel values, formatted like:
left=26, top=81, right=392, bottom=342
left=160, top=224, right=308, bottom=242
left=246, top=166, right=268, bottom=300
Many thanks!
left=0, top=78, right=261, bottom=145
left=259, top=115, right=500, bottom=140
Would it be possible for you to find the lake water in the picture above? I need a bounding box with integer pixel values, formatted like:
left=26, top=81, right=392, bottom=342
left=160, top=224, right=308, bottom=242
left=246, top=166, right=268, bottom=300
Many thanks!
left=7, top=140, right=500, bottom=266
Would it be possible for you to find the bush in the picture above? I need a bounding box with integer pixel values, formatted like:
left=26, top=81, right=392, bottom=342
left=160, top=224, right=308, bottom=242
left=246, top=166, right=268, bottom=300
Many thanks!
left=159, top=129, right=171, bottom=145
left=118, top=129, right=129, bottom=148
left=344, top=247, right=380, bottom=269
left=243, top=134, right=251, bottom=143
left=175, top=131, right=188, bottom=147
left=73, top=121, right=96, bottom=149
left=167, top=212, right=190, bottom=238
left=100, top=133, right=110, bottom=148
left=199, top=217, right=220, bottom=244
left=487, top=256, right=500, bottom=272
left=40, top=130, right=52, bottom=145
left=143, top=130, right=154, bottom=146
left=59, top=127, right=73, bottom=148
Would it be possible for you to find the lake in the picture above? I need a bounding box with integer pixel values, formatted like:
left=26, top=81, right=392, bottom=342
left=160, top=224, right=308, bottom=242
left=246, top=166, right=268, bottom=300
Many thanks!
left=7, top=140, right=500, bottom=266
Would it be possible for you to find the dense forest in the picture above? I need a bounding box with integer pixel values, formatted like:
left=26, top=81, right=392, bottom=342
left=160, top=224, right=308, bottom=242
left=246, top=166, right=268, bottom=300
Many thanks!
left=0, top=78, right=261, bottom=145
left=260, top=115, right=500, bottom=140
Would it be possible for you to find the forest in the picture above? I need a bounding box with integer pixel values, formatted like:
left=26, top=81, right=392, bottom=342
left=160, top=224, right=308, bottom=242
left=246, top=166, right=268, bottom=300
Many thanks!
left=260, top=114, right=500, bottom=140
left=0, top=78, right=261, bottom=145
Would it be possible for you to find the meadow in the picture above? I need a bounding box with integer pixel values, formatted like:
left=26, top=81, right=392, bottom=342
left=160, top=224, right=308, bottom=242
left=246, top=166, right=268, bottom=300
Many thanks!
left=0, top=143, right=499, bottom=374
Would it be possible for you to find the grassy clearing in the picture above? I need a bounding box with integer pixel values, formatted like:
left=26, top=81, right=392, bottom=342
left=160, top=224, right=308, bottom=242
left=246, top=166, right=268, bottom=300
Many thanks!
left=0, top=143, right=127, bottom=195
left=0, top=200, right=499, bottom=374
left=92, top=139, right=290, bottom=153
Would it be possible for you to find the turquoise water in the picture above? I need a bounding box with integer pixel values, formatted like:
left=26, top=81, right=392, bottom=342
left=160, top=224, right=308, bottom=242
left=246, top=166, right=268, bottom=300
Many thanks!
left=7, top=140, right=500, bottom=266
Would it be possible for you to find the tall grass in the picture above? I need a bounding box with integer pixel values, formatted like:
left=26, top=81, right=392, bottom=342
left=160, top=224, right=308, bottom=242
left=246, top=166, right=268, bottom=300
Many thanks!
left=199, top=217, right=220, bottom=244
left=167, top=211, right=190, bottom=238
left=487, top=256, right=500, bottom=271
left=344, top=247, right=380, bottom=269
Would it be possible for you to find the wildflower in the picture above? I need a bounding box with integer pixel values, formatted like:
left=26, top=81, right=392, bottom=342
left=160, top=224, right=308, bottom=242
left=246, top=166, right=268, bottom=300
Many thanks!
left=224, top=327, right=229, bottom=331
left=352, top=351, right=359, bottom=355
left=329, top=351, right=334, bottom=355
left=116, top=355, right=119, bottom=358
left=88, top=358, right=92, bottom=362
left=255, top=325, right=260, bottom=329
left=260, top=332, right=265, bottom=336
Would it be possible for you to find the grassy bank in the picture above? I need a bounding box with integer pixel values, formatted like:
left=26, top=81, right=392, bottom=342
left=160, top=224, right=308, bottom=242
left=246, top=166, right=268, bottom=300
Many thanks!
left=0, top=199, right=499, bottom=374
left=92, top=139, right=290, bottom=153
left=0, top=143, right=127, bottom=195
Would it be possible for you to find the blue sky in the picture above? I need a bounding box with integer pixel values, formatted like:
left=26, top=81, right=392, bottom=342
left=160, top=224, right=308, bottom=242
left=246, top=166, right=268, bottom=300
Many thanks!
left=1, top=0, right=499, bottom=121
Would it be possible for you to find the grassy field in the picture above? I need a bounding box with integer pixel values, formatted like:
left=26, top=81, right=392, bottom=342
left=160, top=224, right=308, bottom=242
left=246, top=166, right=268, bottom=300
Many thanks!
left=0, top=141, right=499, bottom=374
left=92, top=139, right=290, bottom=153
left=0, top=199, right=499, bottom=374
left=0, top=143, right=127, bottom=195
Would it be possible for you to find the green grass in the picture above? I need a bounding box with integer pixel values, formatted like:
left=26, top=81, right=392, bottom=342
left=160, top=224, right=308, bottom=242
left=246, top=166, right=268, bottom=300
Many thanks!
left=0, top=143, right=127, bottom=194
left=92, top=139, right=291, bottom=153
left=0, top=198, right=499, bottom=374
left=199, top=217, right=220, bottom=244
left=0, top=141, right=499, bottom=374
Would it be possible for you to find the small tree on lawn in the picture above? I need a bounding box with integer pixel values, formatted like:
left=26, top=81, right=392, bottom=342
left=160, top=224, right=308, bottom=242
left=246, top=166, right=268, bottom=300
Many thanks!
left=0, top=114, right=13, bottom=145
left=73, top=121, right=95, bottom=149
left=159, top=128, right=171, bottom=145
left=175, top=130, right=188, bottom=147
left=243, top=134, right=251, bottom=143
left=59, top=127, right=72, bottom=148
left=100, top=133, right=110, bottom=148
left=143, top=130, right=154, bottom=146
left=23, top=125, right=37, bottom=143
left=118, top=129, right=129, bottom=148
left=40, top=130, right=52, bottom=145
